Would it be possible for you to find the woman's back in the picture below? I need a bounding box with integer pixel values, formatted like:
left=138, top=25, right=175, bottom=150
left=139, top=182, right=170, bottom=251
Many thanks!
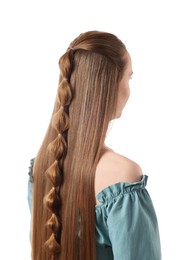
left=28, top=148, right=161, bottom=259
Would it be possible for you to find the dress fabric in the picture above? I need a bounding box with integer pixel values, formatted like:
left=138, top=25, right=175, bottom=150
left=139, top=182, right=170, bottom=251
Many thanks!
left=28, top=159, right=161, bottom=260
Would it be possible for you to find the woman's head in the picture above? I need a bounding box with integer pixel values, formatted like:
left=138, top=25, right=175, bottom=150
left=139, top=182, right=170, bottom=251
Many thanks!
left=32, top=31, right=131, bottom=260
left=58, top=31, right=131, bottom=121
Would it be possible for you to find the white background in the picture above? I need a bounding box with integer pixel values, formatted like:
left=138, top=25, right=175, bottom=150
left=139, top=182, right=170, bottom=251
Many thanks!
left=0, top=0, right=190, bottom=259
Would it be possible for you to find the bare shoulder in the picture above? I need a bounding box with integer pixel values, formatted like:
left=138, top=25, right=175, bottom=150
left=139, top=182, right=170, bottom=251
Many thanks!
left=95, top=146, right=143, bottom=196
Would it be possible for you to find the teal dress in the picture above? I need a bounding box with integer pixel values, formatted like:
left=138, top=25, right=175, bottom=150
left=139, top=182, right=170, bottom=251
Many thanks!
left=28, top=159, right=161, bottom=259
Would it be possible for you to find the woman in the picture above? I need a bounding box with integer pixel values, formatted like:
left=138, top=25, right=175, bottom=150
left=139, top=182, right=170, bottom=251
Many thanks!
left=28, top=31, right=161, bottom=260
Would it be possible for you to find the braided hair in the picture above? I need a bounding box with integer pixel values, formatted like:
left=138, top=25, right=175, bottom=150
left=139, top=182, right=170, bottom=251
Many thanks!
left=44, top=50, right=74, bottom=258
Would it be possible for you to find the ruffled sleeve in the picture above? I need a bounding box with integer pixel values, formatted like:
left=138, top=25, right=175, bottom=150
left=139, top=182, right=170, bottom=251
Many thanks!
left=96, top=176, right=161, bottom=260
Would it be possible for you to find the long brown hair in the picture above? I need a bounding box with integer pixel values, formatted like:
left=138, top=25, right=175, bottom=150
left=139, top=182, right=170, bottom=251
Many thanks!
left=32, top=31, right=127, bottom=260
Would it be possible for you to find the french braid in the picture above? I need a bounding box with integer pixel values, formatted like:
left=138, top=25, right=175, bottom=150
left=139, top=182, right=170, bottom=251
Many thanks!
left=44, top=49, right=73, bottom=259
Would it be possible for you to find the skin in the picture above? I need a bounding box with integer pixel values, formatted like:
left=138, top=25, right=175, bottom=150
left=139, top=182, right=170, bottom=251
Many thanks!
left=115, top=52, right=133, bottom=119
left=95, top=52, right=143, bottom=203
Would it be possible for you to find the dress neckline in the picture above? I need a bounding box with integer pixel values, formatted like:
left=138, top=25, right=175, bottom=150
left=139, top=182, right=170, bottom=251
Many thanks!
left=95, top=175, right=148, bottom=206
